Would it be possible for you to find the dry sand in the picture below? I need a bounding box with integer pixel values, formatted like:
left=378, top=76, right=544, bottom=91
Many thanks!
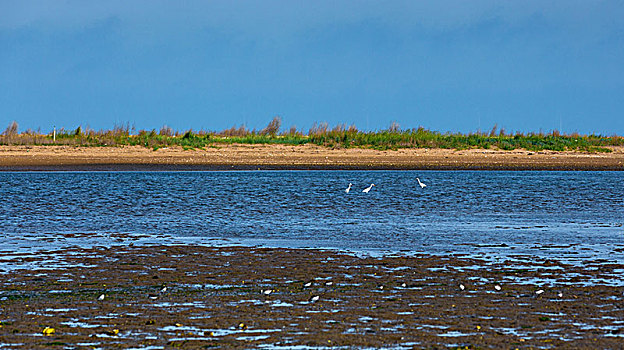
left=1, top=144, right=624, bottom=170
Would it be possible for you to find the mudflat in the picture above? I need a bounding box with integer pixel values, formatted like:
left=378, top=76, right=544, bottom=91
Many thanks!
left=0, top=244, right=622, bottom=348
left=1, top=144, right=624, bottom=170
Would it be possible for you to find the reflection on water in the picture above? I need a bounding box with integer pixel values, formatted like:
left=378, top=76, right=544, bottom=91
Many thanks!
left=0, top=171, right=622, bottom=262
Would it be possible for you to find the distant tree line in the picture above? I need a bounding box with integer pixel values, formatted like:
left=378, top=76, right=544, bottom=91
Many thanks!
left=1, top=117, right=622, bottom=152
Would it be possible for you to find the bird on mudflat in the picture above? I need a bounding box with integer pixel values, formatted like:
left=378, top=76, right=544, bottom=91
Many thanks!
left=362, top=184, right=375, bottom=193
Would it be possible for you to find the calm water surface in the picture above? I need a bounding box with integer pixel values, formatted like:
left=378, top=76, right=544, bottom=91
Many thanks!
left=1, top=171, right=623, bottom=263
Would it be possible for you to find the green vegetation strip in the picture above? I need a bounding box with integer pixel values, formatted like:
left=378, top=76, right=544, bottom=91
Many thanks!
left=2, top=120, right=622, bottom=152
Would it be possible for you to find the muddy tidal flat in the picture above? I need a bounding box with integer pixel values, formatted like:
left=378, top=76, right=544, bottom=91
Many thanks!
left=1, top=245, right=622, bottom=349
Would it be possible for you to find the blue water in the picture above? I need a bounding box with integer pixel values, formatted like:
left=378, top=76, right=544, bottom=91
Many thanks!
left=0, top=171, right=623, bottom=263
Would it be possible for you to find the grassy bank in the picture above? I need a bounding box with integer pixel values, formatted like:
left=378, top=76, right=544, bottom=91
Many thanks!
left=2, top=119, right=622, bottom=152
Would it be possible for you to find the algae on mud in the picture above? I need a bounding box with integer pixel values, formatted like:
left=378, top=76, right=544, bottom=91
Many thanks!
left=1, top=245, right=622, bottom=349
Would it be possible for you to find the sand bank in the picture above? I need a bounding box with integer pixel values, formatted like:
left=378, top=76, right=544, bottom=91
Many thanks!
left=1, top=144, right=623, bottom=170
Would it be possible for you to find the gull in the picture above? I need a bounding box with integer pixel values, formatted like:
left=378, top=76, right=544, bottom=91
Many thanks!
left=494, top=285, right=502, bottom=291
left=536, top=290, right=544, bottom=295
left=304, top=281, right=313, bottom=288
left=362, top=184, right=375, bottom=193
left=557, top=291, right=563, bottom=298
left=263, top=289, right=273, bottom=295
left=160, top=287, right=167, bottom=293
left=325, top=281, right=333, bottom=286
left=459, top=284, right=465, bottom=291
left=416, top=178, right=426, bottom=188
left=401, top=283, right=407, bottom=288
left=345, top=183, right=352, bottom=193
left=309, top=295, right=320, bottom=303
left=98, top=294, right=105, bottom=301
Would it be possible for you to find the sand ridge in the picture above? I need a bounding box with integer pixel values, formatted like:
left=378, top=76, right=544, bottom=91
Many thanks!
left=1, top=144, right=623, bottom=170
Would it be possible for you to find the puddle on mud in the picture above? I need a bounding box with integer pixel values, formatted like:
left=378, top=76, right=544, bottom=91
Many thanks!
left=1, top=244, right=623, bottom=348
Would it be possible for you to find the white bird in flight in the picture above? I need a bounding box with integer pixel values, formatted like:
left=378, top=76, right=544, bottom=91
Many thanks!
left=345, top=183, right=352, bottom=193
left=417, top=178, right=426, bottom=188
left=362, top=184, right=375, bottom=193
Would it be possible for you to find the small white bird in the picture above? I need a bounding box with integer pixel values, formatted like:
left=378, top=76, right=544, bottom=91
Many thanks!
left=494, top=285, right=502, bottom=291
left=304, top=281, right=313, bottom=288
left=160, top=287, right=167, bottom=293
left=345, top=183, right=352, bottom=193
left=309, top=295, right=320, bottom=303
left=557, top=292, right=563, bottom=298
left=325, top=281, right=333, bottom=286
left=459, top=284, right=465, bottom=291
left=416, top=178, right=426, bottom=188
left=401, top=283, right=407, bottom=288
left=535, top=290, right=544, bottom=295
left=98, top=294, right=105, bottom=301
left=263, top=289, right=273, bottom=295
left=362, top=184, right=375, bottom=193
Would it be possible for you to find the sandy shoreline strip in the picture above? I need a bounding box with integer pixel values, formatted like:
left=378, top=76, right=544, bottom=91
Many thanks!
left=1, top=144, right=624, bottom=170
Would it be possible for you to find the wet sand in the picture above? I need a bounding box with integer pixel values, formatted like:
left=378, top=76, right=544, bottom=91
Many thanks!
left=1, top=144, right=624, bottom=170
left=1, top=244, right=622, bottom=349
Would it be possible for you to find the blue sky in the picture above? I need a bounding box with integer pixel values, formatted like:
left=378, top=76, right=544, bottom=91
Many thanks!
left=2, top=1, right=623, bottom=135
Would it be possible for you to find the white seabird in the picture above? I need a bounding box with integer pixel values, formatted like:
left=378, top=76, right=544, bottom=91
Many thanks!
left=362, top=184, right=375, bottom=193
left=417, top=178, right=426, bottom=188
